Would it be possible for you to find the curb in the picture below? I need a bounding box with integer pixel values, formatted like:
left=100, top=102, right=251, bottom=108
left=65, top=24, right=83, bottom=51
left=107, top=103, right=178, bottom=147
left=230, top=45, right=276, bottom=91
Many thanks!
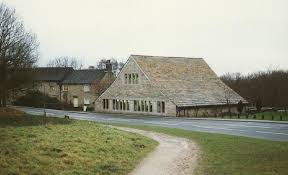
left=165, top=117, right=288, bottom=124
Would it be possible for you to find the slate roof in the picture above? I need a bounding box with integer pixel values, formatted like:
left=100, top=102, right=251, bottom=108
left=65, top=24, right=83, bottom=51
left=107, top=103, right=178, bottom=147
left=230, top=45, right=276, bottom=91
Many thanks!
left=32, top=67, right=74, bottom=82
left=61, top=69, right=106, bottom=84
left=132, top=55, right=247, bottom=107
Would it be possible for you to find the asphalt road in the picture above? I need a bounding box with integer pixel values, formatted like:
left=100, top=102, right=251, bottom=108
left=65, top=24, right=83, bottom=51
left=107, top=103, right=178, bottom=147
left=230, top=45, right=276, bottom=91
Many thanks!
left=13, top=106, right=288, bottom=142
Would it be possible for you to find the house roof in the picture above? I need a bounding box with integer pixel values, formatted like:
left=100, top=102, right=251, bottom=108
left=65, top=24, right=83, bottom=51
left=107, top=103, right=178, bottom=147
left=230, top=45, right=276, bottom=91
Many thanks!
left=32, top=67, right=74, bottom=82
left=132, top=55, right=247, bottom=107
left=61, top=69, right=107, bottom=84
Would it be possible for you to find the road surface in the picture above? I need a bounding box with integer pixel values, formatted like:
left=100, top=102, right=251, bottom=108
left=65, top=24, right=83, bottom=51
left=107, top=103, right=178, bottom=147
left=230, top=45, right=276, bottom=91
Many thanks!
left=13, top=106, right=288, bottom=142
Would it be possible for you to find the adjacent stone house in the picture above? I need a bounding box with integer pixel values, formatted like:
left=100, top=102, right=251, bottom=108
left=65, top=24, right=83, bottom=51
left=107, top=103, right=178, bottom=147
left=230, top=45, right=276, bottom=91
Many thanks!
left=31, top=67, right=74, bottom=100
left=61, top=61, right=114, bottom=108
left=95, top=55, right=246, bottom=117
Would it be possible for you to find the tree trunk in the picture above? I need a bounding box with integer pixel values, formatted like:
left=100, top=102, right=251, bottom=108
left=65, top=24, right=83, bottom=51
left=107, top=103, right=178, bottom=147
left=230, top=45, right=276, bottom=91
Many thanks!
left=2, top=88, right=6, bottom=107
left=0, top=88, right=3, bottom=107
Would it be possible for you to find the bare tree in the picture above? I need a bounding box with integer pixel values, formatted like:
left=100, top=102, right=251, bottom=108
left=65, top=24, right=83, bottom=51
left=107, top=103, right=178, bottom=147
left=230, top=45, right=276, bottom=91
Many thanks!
left=222, top=84, right=233, bottom=116
left=47, top=56, right=83, bottom=69
left=92, top=78, right=114, bottom=97
left=0, top=3, right=39, bottom=107
left=96, top=58, right=125, bottom=75
left=221, top=69, right=288, bottom=108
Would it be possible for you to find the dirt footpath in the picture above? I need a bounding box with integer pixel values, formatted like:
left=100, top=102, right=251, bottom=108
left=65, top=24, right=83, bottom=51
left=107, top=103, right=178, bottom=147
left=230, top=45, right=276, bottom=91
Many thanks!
left=117, top=127, right=198, bottom=175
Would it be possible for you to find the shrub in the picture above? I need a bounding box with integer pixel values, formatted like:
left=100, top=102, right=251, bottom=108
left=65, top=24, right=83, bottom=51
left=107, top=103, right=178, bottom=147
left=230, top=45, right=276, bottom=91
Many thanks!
left=13, top=90, right=61, bottom=108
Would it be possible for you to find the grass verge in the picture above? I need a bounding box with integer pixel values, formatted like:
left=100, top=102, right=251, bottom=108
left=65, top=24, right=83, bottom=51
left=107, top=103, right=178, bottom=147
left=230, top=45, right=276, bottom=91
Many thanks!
left=106, top=122, right=288, bottom=175
left=0, top=114, right=157, bottom=175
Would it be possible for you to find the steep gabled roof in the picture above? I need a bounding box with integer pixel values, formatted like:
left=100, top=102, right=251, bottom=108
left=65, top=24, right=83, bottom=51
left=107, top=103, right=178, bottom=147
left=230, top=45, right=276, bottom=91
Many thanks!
left=32, top=67, right=74, bottom=82
left=61, top=69, right=106, bottom=84
left=132, top=55, right=246, bottom=107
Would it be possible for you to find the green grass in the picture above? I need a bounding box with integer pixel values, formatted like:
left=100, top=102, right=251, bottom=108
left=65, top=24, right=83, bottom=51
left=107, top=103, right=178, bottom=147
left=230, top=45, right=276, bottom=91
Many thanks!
left=0, top=115, right=157, bottom=175
left=107, top=123, right=288, bottom=175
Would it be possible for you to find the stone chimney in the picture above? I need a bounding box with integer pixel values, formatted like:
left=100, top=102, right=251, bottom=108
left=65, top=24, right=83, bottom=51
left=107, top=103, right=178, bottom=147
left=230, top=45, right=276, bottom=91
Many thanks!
left=105, top=60, right=112, bottom=72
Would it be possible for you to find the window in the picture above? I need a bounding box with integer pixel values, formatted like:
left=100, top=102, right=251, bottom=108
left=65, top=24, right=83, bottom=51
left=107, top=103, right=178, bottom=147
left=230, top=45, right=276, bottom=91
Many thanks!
left=116, top=100, right=118, bottom=110
left=83, top=85, right=90, bottom=92
left=84, top=97, right=90, bottom=105
left=145, top=101, right=148, bottom=112
left=134, top=100, right=137, bottom=111
left=112, top=99, right=130, bottom=111
left=113, top=99, right=116, bottom=110
left=62, top=85, right=68, bottom=91
left=126, top=100, right=130, bottom=110
left=129, top=74, right=132, bottom=84
left=141, top=101, right=144, bottom=111
left=157, top=101, right=161, bottom=113
left=120, top=100, right=123, bottom=110
left=132, top=73, right=135, bottom=84
left=157, top=101, right=165, bottom=113
left=149, top=101, right=153, bottom=112
left=162, top=102, right=165, bottom=113
left=124, top=73, right=139, bottom=84
left=135, top=74, right=139, bottom=84
left=125, top=74, right=128, bottom=84
left=123, top=100, right=126, bottom=110
left=103, top=99, right=109, bottom=109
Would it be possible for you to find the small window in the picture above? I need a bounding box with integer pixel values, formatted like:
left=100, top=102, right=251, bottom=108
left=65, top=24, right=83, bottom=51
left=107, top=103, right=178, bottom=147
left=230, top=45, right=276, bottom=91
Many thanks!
left=138, top=101, right=141, bottom=111
left=84, top=97, right=90, bottom=105
left=135, top=74, right=139, bottom=84
left=161, top=102, right=165, bottom=113
left=62, top=85, right=68, bottom=91
left=129, top=74, right=132, bottom=84
left=132, top=73, right=135, bottom=84
left=103, top=99, right=109, bottom=109
left=141, top=101, right=144, bottom=111
left=149, top=101, right=153, bottom=112
left=116, top=99, right=119, bottom=110
left=157, top=101, right=161, bottom=113
left=134, top=100, right=137, bottom=111
left=125, top=74, right=128, bottom=84
left=126, top=100, right=129, bottom=110
left=157, top=101, right=165, bottom=113
left=120, top=100, right=123, bottom=110
left=83, top=85, right=90, bottom=92
left=113, top=99, right=116, bottom=110
left=145, top=101, right=148, bottom=112
left=106, top=99, right=109, bottom=109
left=123, top=100, right=126, bottom=110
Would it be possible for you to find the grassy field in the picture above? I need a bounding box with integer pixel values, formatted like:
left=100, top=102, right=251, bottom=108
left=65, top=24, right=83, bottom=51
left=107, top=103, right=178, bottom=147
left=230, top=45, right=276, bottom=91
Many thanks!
left=108, top=123, right=288, bottom=175
left=0, top=113, right=157, bottom=175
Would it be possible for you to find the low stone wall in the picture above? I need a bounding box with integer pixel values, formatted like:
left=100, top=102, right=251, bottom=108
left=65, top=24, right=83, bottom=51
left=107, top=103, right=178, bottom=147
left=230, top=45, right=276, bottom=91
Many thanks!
left=177, top=106, right=239, bottom=117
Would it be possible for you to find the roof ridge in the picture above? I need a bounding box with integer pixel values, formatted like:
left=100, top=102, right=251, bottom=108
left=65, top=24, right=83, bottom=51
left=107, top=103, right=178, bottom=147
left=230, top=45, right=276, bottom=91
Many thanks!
left=131, top=54, right=203, bottom=59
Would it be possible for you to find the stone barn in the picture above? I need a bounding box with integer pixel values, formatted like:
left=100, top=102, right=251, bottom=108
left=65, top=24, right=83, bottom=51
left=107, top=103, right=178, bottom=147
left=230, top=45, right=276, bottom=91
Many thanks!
left=95, top=55, right=246, bottom=117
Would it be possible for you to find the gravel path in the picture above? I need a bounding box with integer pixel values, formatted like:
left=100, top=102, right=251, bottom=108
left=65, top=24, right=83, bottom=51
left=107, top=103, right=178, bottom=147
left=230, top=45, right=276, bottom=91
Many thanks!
left=116, top=127, right=198, bottom=175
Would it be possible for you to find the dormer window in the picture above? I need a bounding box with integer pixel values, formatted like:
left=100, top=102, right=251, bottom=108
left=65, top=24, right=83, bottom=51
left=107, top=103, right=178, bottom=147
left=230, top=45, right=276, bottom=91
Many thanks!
left=83, top=85, right=90, bottom=92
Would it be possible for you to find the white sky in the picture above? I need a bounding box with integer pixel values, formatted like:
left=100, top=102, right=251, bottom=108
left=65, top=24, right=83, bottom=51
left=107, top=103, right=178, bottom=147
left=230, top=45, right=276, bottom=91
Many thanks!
left=3, top=0, right=288, bottom=75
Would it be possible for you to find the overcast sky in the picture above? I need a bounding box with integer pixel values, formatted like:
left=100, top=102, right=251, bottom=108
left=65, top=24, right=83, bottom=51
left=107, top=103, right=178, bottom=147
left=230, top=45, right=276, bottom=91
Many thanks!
left=3, top=0, right=288, bottom=75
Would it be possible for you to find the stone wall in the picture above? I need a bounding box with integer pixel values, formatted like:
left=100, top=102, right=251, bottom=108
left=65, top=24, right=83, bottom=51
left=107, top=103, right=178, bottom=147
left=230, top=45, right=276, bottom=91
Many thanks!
left=62, top=84, right=97, bottom=108
left=95, top=58, right=176, bottom=116
left=177, top=106, right=239, bottom=117
left=34, top=82, right=61, bottom=100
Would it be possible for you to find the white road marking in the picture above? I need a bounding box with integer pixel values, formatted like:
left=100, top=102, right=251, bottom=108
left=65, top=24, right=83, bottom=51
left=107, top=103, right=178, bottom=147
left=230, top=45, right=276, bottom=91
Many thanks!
left=190, top=124, right=234, bottom=131
left=256, top=131, right=288, bottom=136
left=221, top=124, right=271, bottom=129
left=191, top=122, right=271, bottom=129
